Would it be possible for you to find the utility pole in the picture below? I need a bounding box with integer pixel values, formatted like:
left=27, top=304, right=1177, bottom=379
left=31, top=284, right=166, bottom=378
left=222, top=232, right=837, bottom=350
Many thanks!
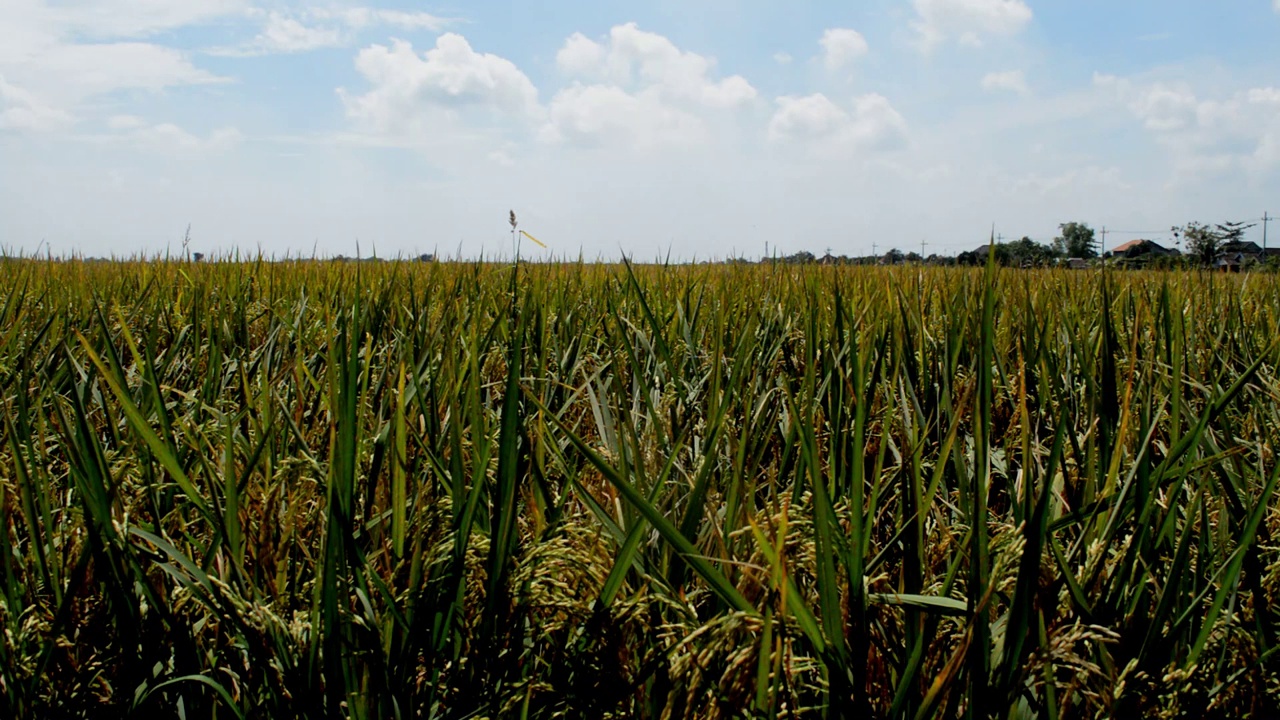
left=872, top=240, right=878, bottom=258
left=920, top=238, right=928, bottom=259
left=1100, top=226, right=1107, bottom=256
left=1263, top=212, right=1271, bottom=251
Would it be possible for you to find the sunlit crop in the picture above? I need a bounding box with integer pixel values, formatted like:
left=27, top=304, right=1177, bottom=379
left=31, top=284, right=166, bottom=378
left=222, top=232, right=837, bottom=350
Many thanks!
left=1, top=257, right=1278, bottom=718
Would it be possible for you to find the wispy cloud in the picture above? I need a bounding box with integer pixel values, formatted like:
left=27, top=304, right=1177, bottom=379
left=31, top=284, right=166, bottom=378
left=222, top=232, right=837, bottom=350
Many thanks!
left=981, top=69, right=1028, bottom=94
left=210, top=7, right=455, bottom=57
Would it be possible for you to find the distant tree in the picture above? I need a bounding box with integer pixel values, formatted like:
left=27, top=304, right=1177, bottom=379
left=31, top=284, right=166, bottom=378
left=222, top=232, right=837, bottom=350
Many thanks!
left=905, top=251, right=922, bottom=263
left=1216, top=220, right=1256, bottom=246
left=1172, top=222, right=1221, bottom=266
left=1053, top=222, right=1097, bottom=259
left=1007, top=236, right=1059, bottom=266
left=884, top=248, right=905, bottom=264
left=994, top=244, right=1013, bottom=266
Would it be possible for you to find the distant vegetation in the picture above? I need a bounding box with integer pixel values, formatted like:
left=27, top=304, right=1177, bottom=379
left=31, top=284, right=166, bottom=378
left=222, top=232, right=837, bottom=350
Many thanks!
left=1, top=259, right=1279, bottom=718
left=763, top=219, right=1274, bottom=270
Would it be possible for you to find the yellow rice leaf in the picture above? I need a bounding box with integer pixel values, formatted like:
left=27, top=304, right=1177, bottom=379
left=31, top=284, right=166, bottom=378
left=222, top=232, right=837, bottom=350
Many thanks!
left=520, top=230, right=547, bottom=248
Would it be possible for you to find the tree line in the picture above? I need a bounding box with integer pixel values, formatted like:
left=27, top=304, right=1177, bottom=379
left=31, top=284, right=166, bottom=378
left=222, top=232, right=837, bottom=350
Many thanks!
left=756, top=218, right=1265, bottom=268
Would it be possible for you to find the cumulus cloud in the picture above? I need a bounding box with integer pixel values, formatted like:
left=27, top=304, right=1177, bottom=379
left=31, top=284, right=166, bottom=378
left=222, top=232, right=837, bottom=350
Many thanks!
left=555, top=23, right=756, bottom=107
left=340, top=34, right=540, bottom=134
left=768, top=93, right=907, bottom=153
left=541, top=84, right=705, bottom=147
left=773, top=51, right=794, bottom=65
left=819, top=29, right=868, bottom=71
left=1095, top=73, right=1280, bottom=176
left=981, top=69, right=1028, bottom=94
left=544, top=23, right=756, bottom=147
left=912, top=0, right=1033, bottom=52
left=556, top=32, right=607, bottom=76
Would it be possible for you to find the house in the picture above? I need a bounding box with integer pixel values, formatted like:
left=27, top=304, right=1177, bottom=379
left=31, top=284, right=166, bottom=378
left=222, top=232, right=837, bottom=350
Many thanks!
left=1220, top=241, right=1263, bottom=257
left=1216, top=253, right=1248, bottom=272
left=1105, top=239, right=1178, bottom=260
left=957, top=244, right=1001, bottom=266
left=1066, top=258, right=1090, bottom=270
left=1215, top=242, right=1268, bottom=271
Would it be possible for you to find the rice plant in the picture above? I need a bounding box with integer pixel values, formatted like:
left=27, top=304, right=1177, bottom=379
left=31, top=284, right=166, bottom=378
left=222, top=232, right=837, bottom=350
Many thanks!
left=0, top=256, right=1278, bottom=718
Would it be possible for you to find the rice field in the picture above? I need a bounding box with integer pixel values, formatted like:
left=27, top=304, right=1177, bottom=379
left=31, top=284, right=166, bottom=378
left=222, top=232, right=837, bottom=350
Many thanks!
left=1, top=258, right=1279, bottom=718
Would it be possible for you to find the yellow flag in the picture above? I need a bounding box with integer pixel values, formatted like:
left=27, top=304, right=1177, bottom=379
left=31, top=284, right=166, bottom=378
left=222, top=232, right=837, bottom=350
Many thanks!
left=520, top=230, right=547, bottom=249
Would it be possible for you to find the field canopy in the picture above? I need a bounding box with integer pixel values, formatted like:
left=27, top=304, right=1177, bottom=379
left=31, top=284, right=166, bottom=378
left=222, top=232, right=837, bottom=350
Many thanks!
left=1, top=259, right=1278, bottom=718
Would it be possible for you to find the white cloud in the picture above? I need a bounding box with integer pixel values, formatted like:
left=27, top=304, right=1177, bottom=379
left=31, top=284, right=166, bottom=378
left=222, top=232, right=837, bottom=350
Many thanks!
left=40, top=0, right=248, bottom=41
left=912, top=0, right=1033, bottom=52
left=541, top=84, right=705, bottom=147
left=556, top=32, right=607, bottom=76
left=107, top=114, right=145, bottom=130
left=0, top=0, right=232, bottom=128
left=773, top=51, right=793, bottom=65
left=341, top=34, right=540, bottom=134
left=331, top=9, right=450, bottom=32
left=488, top=148, right=515, bottom=166
left=544, top=23, right=756, bottom=147
left=981, top=69, right=1028, bottom=94
left=555, top=24, right=756, bottom=107
left=21, top=42, right=225, bottom=102
left=138, top=123, right=241, bottom=151
left=214, top=8, right=454, bottom=57
left=0, top=74, right=72, bottom=131
left=1248, top=88, right=1280, bottom=105
left=768, top=93, right=908, bottom=152
left=223, top=12, right=344, bottom=56
left=102, top=113, right=240, bottom=150
left=1095, top=73, right=1280, bottom=176
left=1094, top=74, right=1198, bottom=130
left=819, top=29, right=868, bottom=71
left=1013, top=165, right=1130, bottom=196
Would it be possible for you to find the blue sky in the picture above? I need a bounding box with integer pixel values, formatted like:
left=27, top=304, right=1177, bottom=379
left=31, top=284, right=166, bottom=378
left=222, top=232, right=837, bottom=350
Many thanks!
left=2, top=0, right=1279, bottom=259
